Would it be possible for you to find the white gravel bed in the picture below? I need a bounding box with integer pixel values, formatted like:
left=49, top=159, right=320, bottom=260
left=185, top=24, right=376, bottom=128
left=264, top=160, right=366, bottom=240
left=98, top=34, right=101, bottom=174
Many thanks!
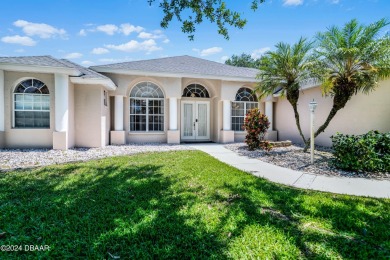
left=225, top=143, right=390, bottom=180
left=0, top=144, right=193, bottom=171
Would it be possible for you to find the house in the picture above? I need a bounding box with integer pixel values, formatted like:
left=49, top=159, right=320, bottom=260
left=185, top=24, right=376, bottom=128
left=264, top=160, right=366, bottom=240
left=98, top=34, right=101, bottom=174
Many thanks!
left=0, top=55, right=389, bottom=150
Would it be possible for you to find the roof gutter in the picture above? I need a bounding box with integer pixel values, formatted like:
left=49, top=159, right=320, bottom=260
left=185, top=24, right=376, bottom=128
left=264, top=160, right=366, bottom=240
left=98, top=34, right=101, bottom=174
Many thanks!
left=0, top=63, right=80, bottom=76
left=70, top=77, right=117, bottom=91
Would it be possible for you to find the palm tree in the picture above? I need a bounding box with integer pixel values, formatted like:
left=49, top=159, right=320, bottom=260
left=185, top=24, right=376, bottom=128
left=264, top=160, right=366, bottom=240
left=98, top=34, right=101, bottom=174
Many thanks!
left=308, top=18, right=390, bottom=149
left=255, top=37, right=318, bottom=144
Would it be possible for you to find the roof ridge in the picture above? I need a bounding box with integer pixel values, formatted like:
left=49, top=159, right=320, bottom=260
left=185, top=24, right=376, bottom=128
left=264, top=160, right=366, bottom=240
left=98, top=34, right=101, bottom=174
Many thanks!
left=92, top=55, right=191, bottom=67
left=0, top=55, right=53, bottom=59
left=60, top=59, right=109, bottom=79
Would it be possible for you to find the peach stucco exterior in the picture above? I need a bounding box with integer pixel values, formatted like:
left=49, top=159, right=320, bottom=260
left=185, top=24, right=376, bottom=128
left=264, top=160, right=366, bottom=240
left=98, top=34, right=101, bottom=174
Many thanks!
left=104, top=72, right=258, bottom=144
left=0, top=69, right=110, bottom=149
left=274, top=79, right=390, bottom=146
left=0, top=56, right=389, bottom=150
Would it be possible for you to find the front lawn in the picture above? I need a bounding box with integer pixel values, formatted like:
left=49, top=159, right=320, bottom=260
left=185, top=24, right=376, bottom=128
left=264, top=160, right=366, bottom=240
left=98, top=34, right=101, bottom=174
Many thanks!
left=0, top=151, right=389, bottom=259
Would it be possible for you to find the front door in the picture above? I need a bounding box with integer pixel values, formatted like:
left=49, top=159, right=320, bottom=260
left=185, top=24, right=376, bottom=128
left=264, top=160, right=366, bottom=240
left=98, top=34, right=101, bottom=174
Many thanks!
left=181, top=101, right=210, bottom=141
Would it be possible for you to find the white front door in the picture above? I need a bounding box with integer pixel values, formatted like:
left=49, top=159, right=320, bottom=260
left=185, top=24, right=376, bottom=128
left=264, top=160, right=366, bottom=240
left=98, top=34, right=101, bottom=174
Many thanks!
left=181, top=101, right=210, bottom=141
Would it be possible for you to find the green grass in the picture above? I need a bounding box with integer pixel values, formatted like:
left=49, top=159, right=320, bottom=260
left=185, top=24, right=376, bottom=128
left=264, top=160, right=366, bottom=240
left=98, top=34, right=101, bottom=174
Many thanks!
left=0, top=150, right=389, bottom=259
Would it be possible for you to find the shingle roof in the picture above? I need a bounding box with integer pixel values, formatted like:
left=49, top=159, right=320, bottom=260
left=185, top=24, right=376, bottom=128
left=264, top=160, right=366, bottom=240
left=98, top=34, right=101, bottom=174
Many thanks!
left=0, top=55, right=74, bottom=68
left=91, top=55, right=259, bottom=79
left=59, top=59, right=109, bottom=79
left=0, top=55, right=109, bottom=80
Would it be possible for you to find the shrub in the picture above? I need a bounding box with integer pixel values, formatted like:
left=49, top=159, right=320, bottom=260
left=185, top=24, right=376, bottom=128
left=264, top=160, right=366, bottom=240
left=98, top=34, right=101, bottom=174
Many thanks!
left=243, top=108, right=272, bottom=151
left=331, top=130, right=390, bottom=172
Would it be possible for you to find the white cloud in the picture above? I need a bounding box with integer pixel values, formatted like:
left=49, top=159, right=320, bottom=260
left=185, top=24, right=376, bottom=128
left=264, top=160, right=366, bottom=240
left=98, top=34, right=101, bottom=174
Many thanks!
left=81, top=60, right=94, bottom=66
left=330, top=0, right=339, bottom=3
left=283, top=0, right=303, bottom=6
left=105, top=39, right=162, bottom=53
left=1, top=35, right=36, bottom=46
left=13, top=20, right=67, bottom=39
left=64, top=52, right=83, bottom=59
left=15, top=49, right=25, bottom=53
left=91, top=47, right=109, bottom=55
left=120, top=23, right=144, bottom=35
left=251, top=47, right=271, bottom=59
left=193, top=47, right=223, bottom=57
left=163, top=38, right=170, bottom=44
left=138, top=31, right=166, bottom=39
left=96, top=24, right=119, bottom=35
left=79, top=29, right=87, bottom=36
left=220, top=55, right=229, bottom=63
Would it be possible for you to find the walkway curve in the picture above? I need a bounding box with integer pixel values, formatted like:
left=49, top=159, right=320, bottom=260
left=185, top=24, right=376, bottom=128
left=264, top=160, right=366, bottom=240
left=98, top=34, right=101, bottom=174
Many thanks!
left=188, top=143, right=390, bottom=199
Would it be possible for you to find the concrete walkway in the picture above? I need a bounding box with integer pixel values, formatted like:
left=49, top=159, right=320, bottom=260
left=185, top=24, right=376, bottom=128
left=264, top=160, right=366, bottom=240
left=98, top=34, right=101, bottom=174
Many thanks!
left=188, top=143, right=390, bottom=199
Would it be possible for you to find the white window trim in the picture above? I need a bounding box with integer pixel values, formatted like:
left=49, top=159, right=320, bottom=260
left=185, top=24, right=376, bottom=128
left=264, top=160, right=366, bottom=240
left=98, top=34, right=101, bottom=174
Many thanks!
left=13, top=93, right=50, bottom=129
left=129, top=97, right=165, bottom=133
left=231, top=101, right=259, bottom=132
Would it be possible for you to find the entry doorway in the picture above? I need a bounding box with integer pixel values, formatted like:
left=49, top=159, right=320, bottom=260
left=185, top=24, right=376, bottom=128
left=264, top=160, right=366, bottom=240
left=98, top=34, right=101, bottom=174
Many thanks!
left=181, top=101, right=210, bottom=141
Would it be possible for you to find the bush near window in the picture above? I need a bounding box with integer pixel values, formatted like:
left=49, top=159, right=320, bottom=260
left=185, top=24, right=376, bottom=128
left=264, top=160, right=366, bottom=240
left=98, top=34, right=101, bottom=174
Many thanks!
left=243, top=108, right=272, bottom=151
left=331, top=131, right=390, bottom=172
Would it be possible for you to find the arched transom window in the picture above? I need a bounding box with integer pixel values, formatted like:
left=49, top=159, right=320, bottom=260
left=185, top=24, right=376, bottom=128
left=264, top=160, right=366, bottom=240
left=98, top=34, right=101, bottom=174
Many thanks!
left=232, top=88, right=258, bottom=131
left=14, top=79, right=50, bottom=128
left=182, top=84, right=210, bottom=98
left=129, top=82, right=164, bottom=132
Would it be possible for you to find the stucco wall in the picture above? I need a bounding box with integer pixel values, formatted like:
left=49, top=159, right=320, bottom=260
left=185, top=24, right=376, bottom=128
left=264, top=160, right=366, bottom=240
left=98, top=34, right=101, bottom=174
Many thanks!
left=102, top=89, right=110, bottom=146
left=274, top=79, right=390, bottom=146
left=74, top=84, right=103, bottom=147
left=68, top=81, right=75, bottom=148
left=3, top=71, right=55, bottom=148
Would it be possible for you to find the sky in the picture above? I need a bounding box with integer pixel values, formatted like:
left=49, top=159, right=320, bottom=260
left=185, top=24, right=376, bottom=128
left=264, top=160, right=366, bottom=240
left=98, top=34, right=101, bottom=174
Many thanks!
left=0, top=0, right=389, bottom=66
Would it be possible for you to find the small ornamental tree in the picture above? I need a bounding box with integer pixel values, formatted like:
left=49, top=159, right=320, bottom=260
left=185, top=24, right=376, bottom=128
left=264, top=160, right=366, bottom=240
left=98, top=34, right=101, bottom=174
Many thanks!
left=243, top=108, right=272, bottom=151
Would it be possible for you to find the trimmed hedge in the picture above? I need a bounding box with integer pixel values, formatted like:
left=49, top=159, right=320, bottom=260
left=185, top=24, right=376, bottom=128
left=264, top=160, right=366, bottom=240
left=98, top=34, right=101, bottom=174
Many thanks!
left=331, top=131, right=390, bottom=172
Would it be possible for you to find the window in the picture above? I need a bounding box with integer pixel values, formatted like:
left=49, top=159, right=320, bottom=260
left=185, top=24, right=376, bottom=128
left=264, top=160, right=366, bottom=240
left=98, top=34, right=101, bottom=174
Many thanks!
left=14, top=79, right=50, bottom=128
left=103, top=90, right=107, bottom=106
left=231, top=87, right=258, bottom=131
left=129, top=82, right=164, bottom=132
left=182, top=84, right=209, bottom=98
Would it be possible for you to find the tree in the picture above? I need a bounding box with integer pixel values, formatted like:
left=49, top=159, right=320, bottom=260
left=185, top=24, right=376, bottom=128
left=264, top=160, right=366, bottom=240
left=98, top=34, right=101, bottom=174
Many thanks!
left=306, top=18, right=390, bottom=149
left=255, top=37, right=318, bottom=144
left=225, top=53, right=260, bottom=68
left=148, top=0, right=265, bottom=40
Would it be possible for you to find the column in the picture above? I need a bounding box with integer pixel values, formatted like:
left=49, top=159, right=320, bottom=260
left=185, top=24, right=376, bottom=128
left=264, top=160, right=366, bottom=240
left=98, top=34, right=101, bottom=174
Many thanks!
left=167, top=97, right=180, bottom=144
left=265, top=100, right=273, bottom=130
left=220, top=100, right=234, bottom=143
left=169, top=97, right=178, bottom=130
left=114, top=95, right=124, bottom=131
left=0, top=70, right=4, bottom=148
left=110, top=95, right=126, bottom=145
left=222, top=100, right=231, bottom=131
left=264, top=95, right=277, bottom=141
left=53, top=73, right=69, bottom=150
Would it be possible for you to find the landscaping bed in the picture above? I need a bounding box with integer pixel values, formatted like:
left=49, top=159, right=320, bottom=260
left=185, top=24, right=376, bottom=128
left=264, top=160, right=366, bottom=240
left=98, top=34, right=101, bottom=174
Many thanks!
left=225, top=143, right=390, bottom=180
left=0, top=144, right=192, bottom=171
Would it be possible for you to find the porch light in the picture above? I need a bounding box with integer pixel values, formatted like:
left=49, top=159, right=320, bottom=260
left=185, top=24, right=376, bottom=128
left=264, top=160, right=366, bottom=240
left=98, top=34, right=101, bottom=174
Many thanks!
left=309, top=99, right=317, bottom=164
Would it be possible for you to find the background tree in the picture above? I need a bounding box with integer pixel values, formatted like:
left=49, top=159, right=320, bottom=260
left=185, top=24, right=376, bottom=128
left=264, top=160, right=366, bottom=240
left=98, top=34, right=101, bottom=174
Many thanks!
left=225, top=53, right=260, bottom=68
left=307, top=18, right=390, bottom=148
left=148, top=0, right=265, bottom=40
left=255, top=37, right=318, bottom=144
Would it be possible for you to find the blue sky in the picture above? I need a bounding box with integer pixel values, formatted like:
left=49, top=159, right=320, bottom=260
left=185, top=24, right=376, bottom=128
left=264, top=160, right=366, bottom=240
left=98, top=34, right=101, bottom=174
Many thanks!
left=0, top=0, right=389, bottom=66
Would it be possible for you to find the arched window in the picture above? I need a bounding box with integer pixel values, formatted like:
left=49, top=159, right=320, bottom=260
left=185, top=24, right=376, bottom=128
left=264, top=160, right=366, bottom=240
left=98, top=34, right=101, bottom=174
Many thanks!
left=14, top=79, right=50, bottom=128
left=129, top=82, right=164, bottom=132
left=182, top=84, right=209, bottom=98
left=232, top=88, right=258, bottom=131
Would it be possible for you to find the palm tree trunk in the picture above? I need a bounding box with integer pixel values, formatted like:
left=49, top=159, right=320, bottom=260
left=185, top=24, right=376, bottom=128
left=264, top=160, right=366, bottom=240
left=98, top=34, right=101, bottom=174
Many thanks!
left=286, top=88, right=307, bottom=145
left=303, top=90, right=352, bottom=151
left=291, top=103, right=307, bottom=144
